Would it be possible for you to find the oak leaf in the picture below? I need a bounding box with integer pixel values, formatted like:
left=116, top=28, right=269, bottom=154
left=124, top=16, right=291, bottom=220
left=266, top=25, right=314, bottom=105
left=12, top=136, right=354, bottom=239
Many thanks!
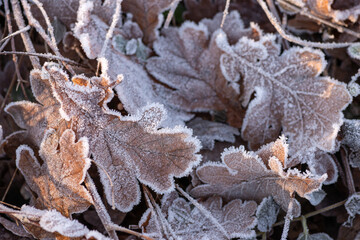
left=44, top=63, right=201, bottom=212
left=217, top=31, right=351, bottom=165
left=190, top=137, right=327, bottom=217
left=16, top=129, right=93, bottom=217
left=5, top=69, right=66, bottom=156
left=74, top=0, right=192, bottom=127
left=140, top=193, right=257, bottom=239
left=147, top=11, right=259, bottom=128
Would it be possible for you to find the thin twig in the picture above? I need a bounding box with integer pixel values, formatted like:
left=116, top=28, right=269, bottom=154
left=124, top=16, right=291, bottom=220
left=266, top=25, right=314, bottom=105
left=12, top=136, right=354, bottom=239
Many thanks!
left=4, top=0, right=28, bottom=100
left=280, top=198, right=293, bottom=240
left=10, top=0, right=41, bottom=69
left=98, top=0, right=122, bottom=76
left=84, top=173, right=119, bottom=240
left=256, top=0, right=358, bottom=48
left=108, top=223, right=155, bottom=240
left=340, top=147, right=356, bottom=195
left=1, top=169, right=18, bottom=202
left=220, top=0, right=231, bottom=28
left=164, top=0, right=181, bottom=28
left=20, top=0, right=75, bottom=75
left=0, top=25, right=30, bottom=45
left=273, top=199, right=347, bottom=227
left=0, top=51, right=80, bottom=64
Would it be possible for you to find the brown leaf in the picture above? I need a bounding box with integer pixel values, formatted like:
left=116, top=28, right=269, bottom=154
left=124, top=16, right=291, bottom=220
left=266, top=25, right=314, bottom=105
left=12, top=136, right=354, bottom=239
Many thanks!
left=218, top=31, right=352, bottom=166
left=140, top=193, right=257, bottom=239
left=5, top=69, right=67, bottom=156
left=122, top=0, right=173, bottom=45
left=16, top=129, right=93, bottom=217
left=43, top=63, right=201, bottom=212
left=190, top=137, right=327, bottom=217
left=147, top=12, right=258, bottom=128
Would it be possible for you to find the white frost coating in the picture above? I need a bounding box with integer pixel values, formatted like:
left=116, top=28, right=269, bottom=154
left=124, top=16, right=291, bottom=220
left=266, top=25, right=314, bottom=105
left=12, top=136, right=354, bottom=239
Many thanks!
left=214, top=30, right=232, bottom=54
left=86, top=230, right=112, bottom=240
left=256, top=197, right=280, bottom=232
left=179, top=21, right=209, bottom=40
left=308, top=153, right=338, bottom=185
left=15, top=145, right=41, bottom=170
left=125, top=38, right=138, bottom=55
left=305, top=189, right=326, bottom=206
left=39, top=210, right=89, bottom=237
left=348, top=43, right=360, bottom=60
left=345, top=194, right=360, bottom=217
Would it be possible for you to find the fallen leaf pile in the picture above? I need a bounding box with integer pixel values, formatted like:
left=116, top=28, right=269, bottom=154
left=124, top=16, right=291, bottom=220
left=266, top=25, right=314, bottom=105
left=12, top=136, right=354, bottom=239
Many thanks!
left=0, top=0, right=359, bottom=239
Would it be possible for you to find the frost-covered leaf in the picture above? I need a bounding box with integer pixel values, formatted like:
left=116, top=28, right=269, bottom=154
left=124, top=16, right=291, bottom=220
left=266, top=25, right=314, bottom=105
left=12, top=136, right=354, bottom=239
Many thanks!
left=305, top=189, right=326, bottom=206
left=147, top=12, right=259, bottom=128
left=5, top=69, right=66, bottom=155
left=341, top=119, right=360, bottom=168
left=16, top=129, right=93, bottom=217
left=140, top=194, right=257, bottom=239
left=308, top=151, right=338, bottom=185
left=44, top=63, right=201, bottom=212
left=0, top=204, right=110, bottom=240
left=74, top=0, right=191, bottom=127
left=122, top=0, right=173, bottom=45
left=187, top=117, right=239, bottom=150
left=191, top=137, right=327, bottom=217
left=218, top=31, right=351, bottom=165
left=256, top=197, right=280, bottom=232
left=344, top=194, right=360, bottom=226
left=348, top=43, right=360, bottom=60
left=297, top=232, right=333, bottom=240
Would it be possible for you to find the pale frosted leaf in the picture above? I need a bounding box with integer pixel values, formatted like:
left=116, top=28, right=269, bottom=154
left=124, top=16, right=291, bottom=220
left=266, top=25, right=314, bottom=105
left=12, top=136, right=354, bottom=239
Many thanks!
left=141, top=194, right=257, bottom=239
left=218, top=32, right=351, bottom=166
left=44, top=63, right=201, bottom=212
left=191, top=137, right=327, bottom=217
left=147, top=14, right=259, bottom=127
left=16, top=129, right=93, bottom=217
left=308, top=152, right=338, bottom=184
left=187, top=117, right=239, bottom=150
left=256, top=197, right=280, bottom=232
left=341, top=119, right=360, bottom=168
left=297, top=232, right=333, bottom=240
left=74, top=2, right=191, bottom=127
left=122, top=0, right=173, bottom=44
left=305, top=189, right=326, bottom=206
left=39, top=210, right=89, bottom=237
left=345, top=194, right=360, bottom=218
left=348, top=43, right=360, bottom=60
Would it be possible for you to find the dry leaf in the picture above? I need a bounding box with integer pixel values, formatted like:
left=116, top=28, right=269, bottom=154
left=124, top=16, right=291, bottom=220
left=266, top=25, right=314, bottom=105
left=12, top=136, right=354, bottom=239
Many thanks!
left=187, top=117, right=239, bottom=150
left=140, top=193, right=257, bottom=239
left=0, top=204, right=110, bottom=240
left=16, top=129, right=93, bottom=217
left=5, top=69, right=66, bottom=156
left=191, top=137, right=327, bottom=217
left=256, top=196, right=280, bottom=232
left=217, top=31, right=351, bottom=165
left=74, top=1, right=192, bottom=127
left=341, top=119, right=360, bottom=169
left=147, top=11, right=258, bottom=128
left=122, top=0, right=173, bottom=45
left=44, top=63, right=201, bottom=212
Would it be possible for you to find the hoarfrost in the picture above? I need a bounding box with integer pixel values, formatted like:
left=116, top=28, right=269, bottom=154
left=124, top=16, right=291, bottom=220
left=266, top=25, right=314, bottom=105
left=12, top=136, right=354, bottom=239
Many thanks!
left=256, top=197, right=280, bottom=232
left=191, top=137, right=327, bottom=217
